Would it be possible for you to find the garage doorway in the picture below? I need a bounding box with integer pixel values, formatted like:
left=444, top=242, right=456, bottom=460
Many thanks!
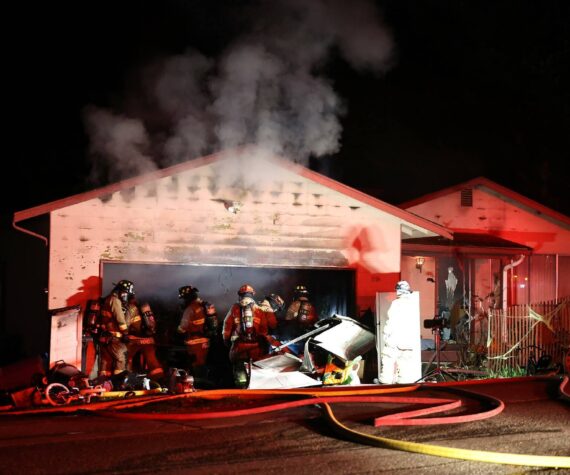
left=102, top=261, right=356, bottom=331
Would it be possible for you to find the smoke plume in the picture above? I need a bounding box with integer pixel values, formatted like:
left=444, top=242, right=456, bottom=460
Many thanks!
left=84, top=0, right=393, bottom=184
left=83, top=107, right=157, bottom=185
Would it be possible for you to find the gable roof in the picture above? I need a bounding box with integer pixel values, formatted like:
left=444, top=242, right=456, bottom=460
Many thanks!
left=13, top=147, right=453, bottom=239
left=399, top=176, right=570, bottom=229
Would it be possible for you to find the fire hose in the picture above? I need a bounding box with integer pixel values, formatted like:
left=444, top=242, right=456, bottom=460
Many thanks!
left=94, top=377, right=570, bottom=469
left=3, top=378, right=569, bottom=468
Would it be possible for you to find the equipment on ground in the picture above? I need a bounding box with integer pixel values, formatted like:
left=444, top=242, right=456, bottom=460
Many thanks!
left=416, top=325, right=457, bottom=382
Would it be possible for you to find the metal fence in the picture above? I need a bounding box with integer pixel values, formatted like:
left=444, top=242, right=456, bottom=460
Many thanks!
left=486, top=296, right=570, bottom=374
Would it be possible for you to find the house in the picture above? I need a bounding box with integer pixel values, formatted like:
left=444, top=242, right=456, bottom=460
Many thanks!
left=9, top=147, right=452, bottom=371
left=398, top=177, right=570, bottom=371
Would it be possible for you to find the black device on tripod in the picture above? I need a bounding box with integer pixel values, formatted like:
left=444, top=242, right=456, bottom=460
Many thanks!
left=416, top=316, right=457, bottom=382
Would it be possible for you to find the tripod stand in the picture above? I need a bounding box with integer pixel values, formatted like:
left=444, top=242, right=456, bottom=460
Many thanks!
left=416, top=326, right=457, bottom=382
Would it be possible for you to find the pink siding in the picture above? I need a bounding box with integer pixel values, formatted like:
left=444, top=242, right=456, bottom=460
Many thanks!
left=559, top=256, right=570, bottom=299
left=48, top=164, right=410, bottom=317
left=473, top=258, right=493, bottom=304
left=407, top=187, right=570, bottom=255
left=530, top=255, right=557, bottom=302
left=400, top=255, right=437, bottom=339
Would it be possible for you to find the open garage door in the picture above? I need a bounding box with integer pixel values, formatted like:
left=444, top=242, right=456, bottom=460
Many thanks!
left=102, top=261, right=356, bottom=330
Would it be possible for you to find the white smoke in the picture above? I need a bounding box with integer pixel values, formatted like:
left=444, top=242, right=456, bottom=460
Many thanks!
left=210, top=44, right=343, bottom=162
left=83, top=106, right=157, bottom=184
left=153, top=52, right=214, bottom=165
left=84, top=0, right=393, bottom=183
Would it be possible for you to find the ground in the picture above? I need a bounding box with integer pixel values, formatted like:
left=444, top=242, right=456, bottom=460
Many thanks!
left=0, top=377, right=568, bottom=474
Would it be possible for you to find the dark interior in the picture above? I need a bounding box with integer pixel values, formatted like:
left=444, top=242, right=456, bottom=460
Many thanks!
left=102, top=262, right=354, bottom=370
left=102, top=262, right=356, bottom=321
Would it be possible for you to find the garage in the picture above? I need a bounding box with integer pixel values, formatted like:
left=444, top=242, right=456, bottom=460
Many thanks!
left=12, top=147, right=451, bottom=371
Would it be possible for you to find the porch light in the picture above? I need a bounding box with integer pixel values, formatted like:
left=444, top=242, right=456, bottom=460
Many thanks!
left=415, top=256, right=425, bottom=273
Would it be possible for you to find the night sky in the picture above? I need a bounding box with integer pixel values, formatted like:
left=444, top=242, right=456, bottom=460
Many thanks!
left=4, top=0, right=570, bottom=219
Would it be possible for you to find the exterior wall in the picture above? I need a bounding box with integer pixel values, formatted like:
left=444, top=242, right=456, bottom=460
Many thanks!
left=400, top=255, right=436, bottom=339
left=48, top=163, right=404, bottom=312
left=473, top=258, right=493, bottom=304
left=559, top=256, right=570, bottom=298
left=407, top=187, right=570, bottom=255
left=529, top=255, right=557, bottom=302
left=353, top=267, right=400, bottom=316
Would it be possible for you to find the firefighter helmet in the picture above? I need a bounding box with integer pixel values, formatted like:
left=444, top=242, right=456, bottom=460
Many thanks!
left=178, top=285, right=199, bottom=300
left=238, top=284, right=255, bottom=297
left=294, top=285, right=309, bottom=298
left=395, top=280, right=412, bottom=296
left=267, top=294, right=285, bottom=312
left=114, top=280, right=135, bottom=296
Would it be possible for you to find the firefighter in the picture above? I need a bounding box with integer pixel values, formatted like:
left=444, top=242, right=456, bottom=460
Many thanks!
left=98, top=280, right=133, bottom=379
left=285, top=285, right=318, bottom=329
left=257, top=293, right=284, bottom=332
left=176, top=285, right=219, bottom=380
left=257, top=293, right=290, bottom=352
left=379, top=281, right=419, bottom=384
left=83, top=298, right=104, bottom=379
left=283, top=285, right=318, bottom=354
left=222, top=284, right=270, bottom=387
left=124, top=296, right=165, bottom=382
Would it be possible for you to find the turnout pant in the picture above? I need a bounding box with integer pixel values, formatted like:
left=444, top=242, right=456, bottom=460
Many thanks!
left=99, top=338, right=127, bottom=377
left=127, top=341, right=164, bottom=380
